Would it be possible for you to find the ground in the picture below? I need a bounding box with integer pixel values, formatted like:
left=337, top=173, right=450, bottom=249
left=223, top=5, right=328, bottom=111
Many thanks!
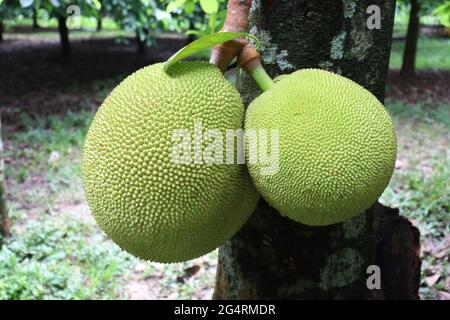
left=0, top=27, right=449, bottom=299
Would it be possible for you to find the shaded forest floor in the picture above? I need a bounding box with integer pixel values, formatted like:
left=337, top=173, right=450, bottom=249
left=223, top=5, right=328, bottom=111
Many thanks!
left=0, top=32, right=449, bottom=299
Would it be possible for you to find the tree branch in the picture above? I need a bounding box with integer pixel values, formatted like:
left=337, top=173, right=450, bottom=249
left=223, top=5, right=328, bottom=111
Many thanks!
left=209, top=0, right=253, bottom=72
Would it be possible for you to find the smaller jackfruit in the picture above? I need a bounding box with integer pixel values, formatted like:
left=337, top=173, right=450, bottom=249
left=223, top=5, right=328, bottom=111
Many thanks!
left=245, top=69, right=397, bottom=226
left=82, top=62, right=259, bottom=263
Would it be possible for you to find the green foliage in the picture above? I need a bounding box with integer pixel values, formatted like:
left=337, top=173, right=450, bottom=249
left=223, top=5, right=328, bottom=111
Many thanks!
left=9, top=14, right=120, bottom=30
left=0, top=0, right=21, bottom=22
left=102, top=0, right=170, bottom=47
left=0, top=220, right=135, bottom=299
left=396, top=0, right=449, bottom=15
left=165, top=0, right=227, bottom=37
left=433, top=1, right=450, bottom=26
left=0, top=107, right=136, bottom=300
left=3, top=0, right=230, bottom=44
left=19, top=0, right=99, bottom=19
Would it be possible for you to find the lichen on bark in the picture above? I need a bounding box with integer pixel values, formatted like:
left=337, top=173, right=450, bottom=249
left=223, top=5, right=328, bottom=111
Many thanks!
left=319, top=248, right=364, bottom=289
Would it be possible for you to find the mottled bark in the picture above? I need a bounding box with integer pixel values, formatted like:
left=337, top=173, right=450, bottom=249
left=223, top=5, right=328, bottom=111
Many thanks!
left=57, top=16, right=71, bottom=58
left=214, top=0, right=421, bottom=300
left=400, top=0, right=421, bottom=77
left=0, top=113, right=10, bottom=245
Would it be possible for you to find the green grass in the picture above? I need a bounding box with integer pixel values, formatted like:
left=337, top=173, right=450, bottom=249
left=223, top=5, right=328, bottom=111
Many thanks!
left=382, top=101, right=450, bottom=235
left=381, top=100, right=450, bottom=300
left=1, top=89, right=218, bottom=300
left=0, top=108, right=140, bottom=299
left=389, top=36, right=450, bottom=70
left=0, top=220, right=135, bottom=299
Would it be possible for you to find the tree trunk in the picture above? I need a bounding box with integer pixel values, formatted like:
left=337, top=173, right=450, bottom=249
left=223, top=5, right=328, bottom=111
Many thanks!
left=214, top=0, right=421, bottom=300
left=0, top=113, right=10, bottom=246
left=400, top=0, right=421, bottom=77
left=135, top=30, right=146, bottom=55
left=57, top=16, right=71, bottom=58
left=32, top=8, right=40, bottom=29
left=0, top=20, right=4, bottom=42
left=96, top=15, right=103, bottom=32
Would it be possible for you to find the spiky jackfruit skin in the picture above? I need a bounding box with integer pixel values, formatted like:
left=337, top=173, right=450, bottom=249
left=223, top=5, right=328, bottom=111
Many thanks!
left=245, top=69, right=397, bottom=226
left=82, top=61, right=259, bottom=263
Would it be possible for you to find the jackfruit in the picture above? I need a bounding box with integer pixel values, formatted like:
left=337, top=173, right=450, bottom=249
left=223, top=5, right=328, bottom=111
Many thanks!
left=82, top=61, right=259, bottom=263
left=245, top=68, right=396, bottom=226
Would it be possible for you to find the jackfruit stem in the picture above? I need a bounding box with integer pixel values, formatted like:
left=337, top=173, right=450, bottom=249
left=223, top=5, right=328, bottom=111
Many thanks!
left=248, top=65, right=274, bottom=92
left=237, top=44, right=274, bottom=92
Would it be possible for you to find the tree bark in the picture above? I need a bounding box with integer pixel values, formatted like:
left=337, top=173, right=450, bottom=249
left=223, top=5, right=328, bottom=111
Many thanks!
left=32, top=8, right=39, bottom=29
left=400, top=0, right=421, bottom=77
left=214, top=0, right=421, bottom=300
left=57, top=16, right=71, bottom=58
left=135, top=30, right=146, bottom=55
left=0, top=113, right=10, bottom=246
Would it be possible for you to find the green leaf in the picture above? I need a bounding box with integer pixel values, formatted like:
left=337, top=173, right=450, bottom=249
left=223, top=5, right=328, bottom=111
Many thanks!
left=184, top=0, right=195, bottom=14
left=208, top=12, right=217, bottom=32
left=92, top=0, right=101, bottom=10
left=164, top=31, right=258, bottom=72
left=199, top=0, right=218, bottom=14
left=166, top=0, right=186, bottom=13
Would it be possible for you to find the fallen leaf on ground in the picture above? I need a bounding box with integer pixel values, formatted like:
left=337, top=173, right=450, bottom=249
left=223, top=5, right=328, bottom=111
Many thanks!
left=425, top=273, right=440, bottom=286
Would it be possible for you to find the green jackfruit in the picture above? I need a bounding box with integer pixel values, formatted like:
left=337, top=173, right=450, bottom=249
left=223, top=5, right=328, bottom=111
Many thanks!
left=82, top=61, right=259, bottom=263
left=245, top=68, right=397, bottom=226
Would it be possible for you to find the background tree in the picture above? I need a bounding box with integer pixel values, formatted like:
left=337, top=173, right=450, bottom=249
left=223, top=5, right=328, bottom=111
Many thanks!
left=93, top=0, right=103, bottom=32
left=399, top=0, right=447, bottom=77
left=0, top=113, right=10, bottom=246
left=213, top=0, right=421, bottom=300
left=400, top=0, right=422, bottom=77
left=32, top=7, right=38, bottom=28
left=29, top=0, right=41, bottom=29
left=20, top=0, right=98, bottom=57
left=0, top=0, right=20, bottom=42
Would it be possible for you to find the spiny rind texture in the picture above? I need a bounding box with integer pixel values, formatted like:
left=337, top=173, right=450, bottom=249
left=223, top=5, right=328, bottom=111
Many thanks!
left=245, top=68, right=397, bottom=226
left=82, top=61, right=259, bottom=263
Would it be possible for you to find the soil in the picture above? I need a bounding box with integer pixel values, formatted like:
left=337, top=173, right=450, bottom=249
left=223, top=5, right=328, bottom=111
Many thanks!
left=387, top=69, right=450, bottom=104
